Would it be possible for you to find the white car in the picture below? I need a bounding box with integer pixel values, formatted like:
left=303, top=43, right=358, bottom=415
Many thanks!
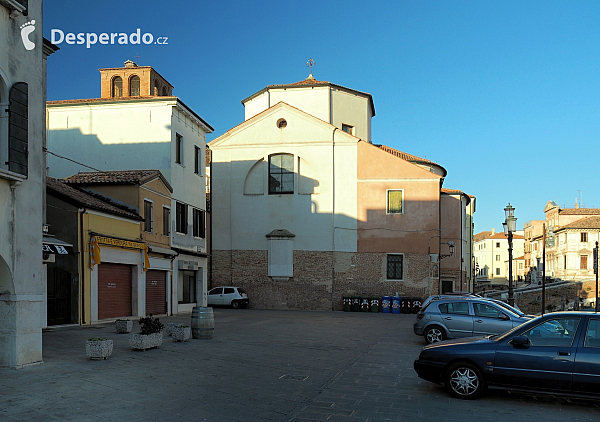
left=207, top=287, right=249, bottom=309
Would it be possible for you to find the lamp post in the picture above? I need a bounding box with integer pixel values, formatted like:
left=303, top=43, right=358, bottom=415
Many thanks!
left=503, top=203, right=517, bottom=307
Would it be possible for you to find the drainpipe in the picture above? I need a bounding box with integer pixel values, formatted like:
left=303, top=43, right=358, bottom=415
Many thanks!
left=331, top=127, right=338, bottom=311
left=438, top=179, right=443, bottom=293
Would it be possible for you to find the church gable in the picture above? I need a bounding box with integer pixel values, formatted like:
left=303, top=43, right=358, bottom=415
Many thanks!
left=209, top=102, right=358, bottom=149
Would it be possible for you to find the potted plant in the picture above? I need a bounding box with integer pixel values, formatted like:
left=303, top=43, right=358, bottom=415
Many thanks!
left=115, top=319, right=133, bottom=334
left=129, top=314, right=164, bottom=351
left=86, top=337, right=113, bottom=360
left=171, top=324, right=191, bottom=342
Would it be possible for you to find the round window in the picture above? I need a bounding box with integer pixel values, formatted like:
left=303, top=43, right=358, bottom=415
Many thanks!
left=277, top=118, right=287, bottom=129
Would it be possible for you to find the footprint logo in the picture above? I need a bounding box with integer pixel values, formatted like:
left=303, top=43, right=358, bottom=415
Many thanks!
left=20, top=20, right=36, bottom=51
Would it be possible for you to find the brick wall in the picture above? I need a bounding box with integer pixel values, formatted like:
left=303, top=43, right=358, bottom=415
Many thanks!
left=211, top=250, right=434, bottom=311
left=486, top=280, right=599, bottom=314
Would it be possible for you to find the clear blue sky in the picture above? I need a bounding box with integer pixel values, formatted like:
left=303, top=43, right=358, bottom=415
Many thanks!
left=43, top=1, right=600, bottom=233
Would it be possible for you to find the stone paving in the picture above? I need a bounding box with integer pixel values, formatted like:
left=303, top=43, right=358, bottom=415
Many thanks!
left=1, top=309, right=599, bottom=421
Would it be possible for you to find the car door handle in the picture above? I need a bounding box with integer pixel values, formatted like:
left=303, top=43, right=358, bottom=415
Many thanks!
left=444, top=317, right=452, bottom=320
left=558, top=351, right=571, bottom=356
left=474, top=319, right=483, bottom=323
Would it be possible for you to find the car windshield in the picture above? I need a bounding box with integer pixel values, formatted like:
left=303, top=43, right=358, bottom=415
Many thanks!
left=488, top=300, right=525, bottom=317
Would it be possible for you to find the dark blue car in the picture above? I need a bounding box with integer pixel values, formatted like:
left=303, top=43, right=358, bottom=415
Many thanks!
left=414, top=311, right=600, bottom=399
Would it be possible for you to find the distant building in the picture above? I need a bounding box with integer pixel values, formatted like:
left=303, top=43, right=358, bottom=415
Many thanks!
left=47, top=61, right=213, bottom=316
left=473, top=229, right=525, bottom=289
left=528, top=201, right=600, bottom=283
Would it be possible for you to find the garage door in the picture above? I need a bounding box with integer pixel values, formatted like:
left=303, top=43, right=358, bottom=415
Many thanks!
left=98, top=263, right=132, bottom=319
left=146, top=270, right=167, bottom=315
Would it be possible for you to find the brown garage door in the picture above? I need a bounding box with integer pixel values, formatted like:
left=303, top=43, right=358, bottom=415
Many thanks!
left=146, top=270, right=167, bottom=315
left=98, top=263, right=132, bottom=319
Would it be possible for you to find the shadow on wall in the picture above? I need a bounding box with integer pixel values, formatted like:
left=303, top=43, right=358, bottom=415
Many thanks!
left=47, top=128, right=172, bottom=180
left=0, top=254, right=13, bottom=295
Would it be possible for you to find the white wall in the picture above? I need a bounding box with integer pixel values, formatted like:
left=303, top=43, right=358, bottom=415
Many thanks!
left=211, top=104, right=358, bottom=253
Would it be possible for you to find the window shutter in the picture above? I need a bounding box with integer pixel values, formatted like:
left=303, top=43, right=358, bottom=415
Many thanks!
left=8, top=82, right=28, bottom=176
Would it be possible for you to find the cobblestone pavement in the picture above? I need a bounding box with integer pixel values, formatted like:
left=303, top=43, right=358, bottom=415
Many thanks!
left=1, top=309, right=599, bottom=421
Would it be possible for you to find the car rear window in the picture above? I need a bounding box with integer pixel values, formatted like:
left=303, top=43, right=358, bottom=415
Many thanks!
left=237, top=288, right=247, bottom=294
left=438, top=301, right=470, bottom=315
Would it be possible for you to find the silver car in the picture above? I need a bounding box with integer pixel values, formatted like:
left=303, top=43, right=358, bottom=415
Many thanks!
left=413, top=297, right=531, bottom=344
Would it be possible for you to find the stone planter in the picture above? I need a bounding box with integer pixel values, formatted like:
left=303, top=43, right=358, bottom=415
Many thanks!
left=164, top=322, right=176, bottom=336
left=171, top=325, right=191, bottom=342
left=86, top=339, right=113, bottom=360
left=115, top=319, right=133, bottom=334
left=129, top=332, right=163, bottom=350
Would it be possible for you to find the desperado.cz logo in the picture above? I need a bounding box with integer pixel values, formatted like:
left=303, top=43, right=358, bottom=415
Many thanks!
left=50, top=28, right=168, bottom=49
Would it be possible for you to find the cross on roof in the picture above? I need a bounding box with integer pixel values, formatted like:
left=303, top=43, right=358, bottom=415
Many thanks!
left=306, top=57, right=316, bottom=77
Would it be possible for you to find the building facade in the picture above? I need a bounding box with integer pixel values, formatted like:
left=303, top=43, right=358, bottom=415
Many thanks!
left=473, top=229, right=525, bottom=290
left=47, top=62, right=213, bottom=315
left=529, top=201, right=600, bottom=283
left=209, top=75, right=474, bottom=310
left=0, top=1, right=58, bottom=367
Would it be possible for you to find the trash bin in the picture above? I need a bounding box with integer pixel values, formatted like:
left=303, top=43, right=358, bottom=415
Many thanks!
left=351, top=296, right=361, bottom=312
left=391, top=296, right=401, bottom=314
left=382, top=296, right=391, bottom=313
left=360, top=297, right=370, bottom=312
left=370, top=297, right=380, bottom=313
left=401, top=297, right=411, bottom=314
left=343, top=296, right=351, bottom=312
left=412, top=297, right=422, bottom=313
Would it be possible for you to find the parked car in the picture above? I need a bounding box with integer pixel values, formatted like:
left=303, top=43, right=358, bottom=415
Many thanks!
left=414, top=311, right=600, bottom=399
left=420, top=292, right=480, bottom=310
left=414, top=297, right=531, bottom=344
left=207, top=287, right=249, bottom=309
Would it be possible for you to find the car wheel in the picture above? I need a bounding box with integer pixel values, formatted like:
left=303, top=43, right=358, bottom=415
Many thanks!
left=424, top=326, right=446, bottom=344
left=445, top=362, right=485, bottom=399
left=231, top=300, right=240, bottom=309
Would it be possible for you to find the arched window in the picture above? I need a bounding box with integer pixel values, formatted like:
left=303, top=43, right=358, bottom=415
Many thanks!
left=268, top=153, right=294, bottom=194
left=112, top=76, right=123, bottom=97
left=162, top=86, right=168, bottom=96
left=154, top=81, right=160, bottom=96
left=129, top=75, right=140, bottom=96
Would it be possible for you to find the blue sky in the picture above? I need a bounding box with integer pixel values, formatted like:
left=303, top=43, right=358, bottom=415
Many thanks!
left=43, top=1, right=600, bottom=233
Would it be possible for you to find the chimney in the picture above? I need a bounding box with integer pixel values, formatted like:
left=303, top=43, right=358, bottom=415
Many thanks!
left=575, top=197, right=579, bottom=209
left=491, top=228, right=495, bottom=235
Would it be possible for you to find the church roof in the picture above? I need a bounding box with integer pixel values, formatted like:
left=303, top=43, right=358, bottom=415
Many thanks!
left=374, top=144, right=447, bottom=177
left=241, top=76, right=376, bottom=116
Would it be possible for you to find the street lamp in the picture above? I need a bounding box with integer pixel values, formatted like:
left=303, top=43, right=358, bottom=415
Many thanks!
left=428, top=236, right=456, bottom=295
left=503, top=203, right=517, bottom=307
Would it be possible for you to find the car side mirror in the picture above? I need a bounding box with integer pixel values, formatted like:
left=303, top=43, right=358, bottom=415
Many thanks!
left=511, top=336, right=530, bottom=348
left=499, top=313, right=510, bottom=321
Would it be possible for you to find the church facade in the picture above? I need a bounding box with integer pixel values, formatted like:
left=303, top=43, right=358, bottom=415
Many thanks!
left=209, top=74, right=474, bottom=310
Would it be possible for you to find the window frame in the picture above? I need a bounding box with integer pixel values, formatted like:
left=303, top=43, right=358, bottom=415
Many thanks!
left=386, top=189, right=404, bottom=215
left=175, top=201, right=188, bottom=234
left=386, top=254, right=404, bottom=280
left=341, top=123, right=354, bottom=135
left=175, top=133, right=183, bottom=165
left=268, top=153, right=294, bottom=195
left=192, top=208, right=205, bottom=238
left=581, top=232, right=588, bottom=242
left=111, top=76, right=123, bottom=98
left=162, top=205, right=171, bottom=236
left=194, top=145, right=201, bottom=175
left=143, top=199, right=153, bottom=233
left=129, top=75, right=140, bottom=96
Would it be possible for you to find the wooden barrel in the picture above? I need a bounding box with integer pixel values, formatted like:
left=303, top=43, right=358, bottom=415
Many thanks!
left=191, top=306, right=214, bottom=339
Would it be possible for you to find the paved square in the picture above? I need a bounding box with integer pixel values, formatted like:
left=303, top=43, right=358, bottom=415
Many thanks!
left=1, top=309, right=598, bottom=421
